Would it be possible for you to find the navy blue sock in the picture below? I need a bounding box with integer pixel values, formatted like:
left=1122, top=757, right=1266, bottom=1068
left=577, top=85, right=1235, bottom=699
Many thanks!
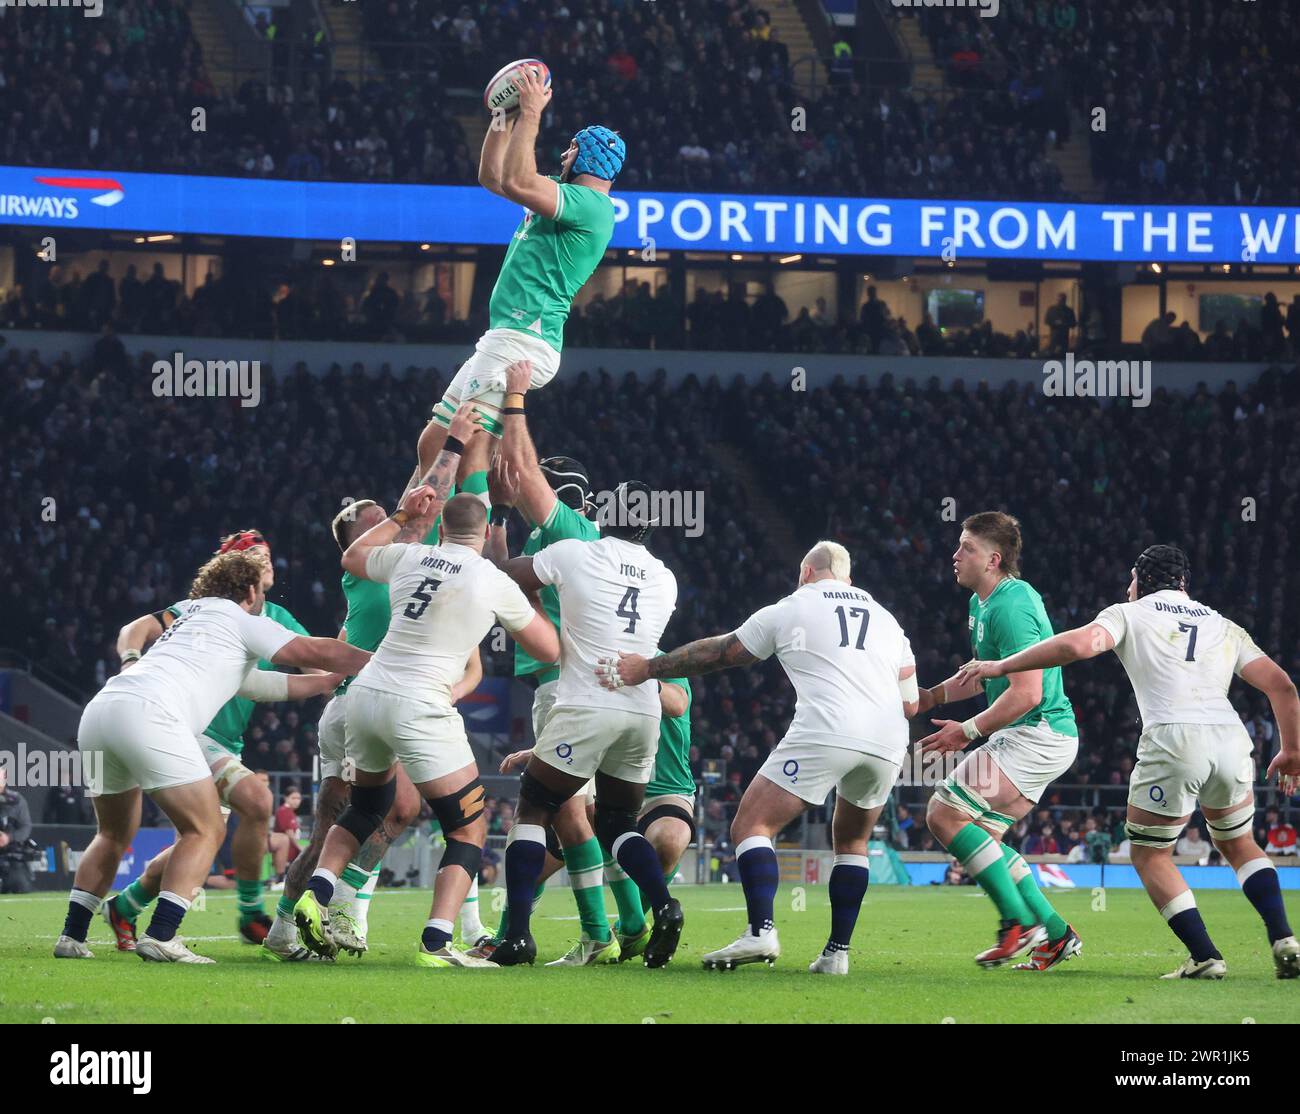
left=612, top=833, right=671, bottom=910
left=505, top=826, right=547, bottom=938
left=62, top=889, right=99, bottom=943
left=737, top=837, right=780, bottom=935
left=307, top=873, right=335, bottom=907
left=1241, top=861, right=1292, bottom=943
left=1166, top=903, right=1221, bottom=963
left=827, top=856, right=870, bottom=950
left=144, top=893, right=189, bottom=943
left=421, top=919, right=454, bottom=951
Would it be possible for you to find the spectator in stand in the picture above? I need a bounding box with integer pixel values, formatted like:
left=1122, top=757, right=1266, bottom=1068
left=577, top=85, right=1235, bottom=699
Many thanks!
left=1175, top=825, right=1210, bottom=862
left=1262, top=808, right=1297, bottom=856
left=1044, top=294, right=1076, bottom=356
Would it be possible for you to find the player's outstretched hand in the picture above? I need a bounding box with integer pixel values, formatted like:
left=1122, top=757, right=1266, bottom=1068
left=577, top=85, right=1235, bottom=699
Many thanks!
left=500, top=749, right=532, bottom=774
left=447, top=402, right=482, bottom=444
left=399, top=483, right=437, bottom=519
left=515, top=65, right=552, bottom=119
left=1266, top=749, right=1300, bottom=798
left=488, top=452, right=520, bottom=508
left=505, top=359, right=533, bottom=398
left=917, top=719, right=971, bottom=755
left=955, top=657, right=1002, bottom=686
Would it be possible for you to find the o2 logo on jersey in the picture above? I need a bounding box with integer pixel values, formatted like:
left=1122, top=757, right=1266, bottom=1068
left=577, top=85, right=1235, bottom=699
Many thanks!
left=976, top=621, right=985, bottom=642
left=782, top=759, right=799, bottom=784
left=1148, top=785, right=1166, bottom=806
left=555, top=743, right=574, bottom=766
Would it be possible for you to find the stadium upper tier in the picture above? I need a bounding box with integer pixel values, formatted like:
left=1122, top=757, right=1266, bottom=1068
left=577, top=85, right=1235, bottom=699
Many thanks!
left=5, top=0, right=1295, bottom=204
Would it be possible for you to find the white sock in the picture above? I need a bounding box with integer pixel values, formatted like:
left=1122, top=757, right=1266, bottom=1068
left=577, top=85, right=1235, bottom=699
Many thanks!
left=460, top=876, right=485, bottom=938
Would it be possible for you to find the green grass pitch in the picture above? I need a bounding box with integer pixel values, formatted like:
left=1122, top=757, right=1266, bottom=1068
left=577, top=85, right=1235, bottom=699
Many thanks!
left=1, top=884, right=1294, bottom=1024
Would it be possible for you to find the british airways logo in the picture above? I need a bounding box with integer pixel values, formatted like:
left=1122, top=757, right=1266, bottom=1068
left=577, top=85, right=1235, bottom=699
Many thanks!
left=0, top=176, right=125, bottom=220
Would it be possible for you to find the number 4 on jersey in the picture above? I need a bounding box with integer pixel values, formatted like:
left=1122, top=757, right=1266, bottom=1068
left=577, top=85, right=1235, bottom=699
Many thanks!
left=616, top=586, right=641, bottom=634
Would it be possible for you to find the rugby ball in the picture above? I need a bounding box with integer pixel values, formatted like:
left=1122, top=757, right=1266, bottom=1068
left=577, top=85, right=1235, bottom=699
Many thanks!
left=484, top=58, right=551, bottom=116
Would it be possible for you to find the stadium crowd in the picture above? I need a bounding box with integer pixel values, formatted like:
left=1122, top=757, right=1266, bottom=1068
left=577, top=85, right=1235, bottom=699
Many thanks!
left=4, top=343, right=1299, bottom=843
left=9, top=0, right=1296, bottom=204
left=10, top=259, right=1300, bottom=367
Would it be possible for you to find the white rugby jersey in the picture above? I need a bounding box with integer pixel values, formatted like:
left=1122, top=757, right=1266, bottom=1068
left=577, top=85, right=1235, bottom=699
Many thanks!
left=1093, top=590, right=1266, bottom=728
left=353, top=541, right=535, bottom=706
left=532, top=536, right=677, bottom=716
left=101, top=597, right=297, bottom=735
left=735, top=581, right=915, bottom=762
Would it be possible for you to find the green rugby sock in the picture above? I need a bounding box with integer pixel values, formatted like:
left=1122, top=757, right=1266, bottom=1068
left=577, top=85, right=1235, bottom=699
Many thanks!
left=1002, top=845, right=1068, bottom=941
left=236, top=878, right=265, bottom=925
left=276, top=895, right=295, bottom=919
left=113, top=878, right=154, bottom=924
left=563, top=838, right=612, bottom=943
left=604, top=855, right=645, bottom=936
left=948, top=823, right=1033, bottom=926
left=459, top=469, right=489, bottom=497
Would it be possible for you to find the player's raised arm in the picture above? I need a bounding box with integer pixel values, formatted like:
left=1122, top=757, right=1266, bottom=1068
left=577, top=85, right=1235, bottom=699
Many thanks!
left=499, top=360, right=558, bottom=526
left=499, top=66, right=560, bottom=218
left=483, top=452, right=519, bottom=567
left=478, top=108, right=514, bottom=196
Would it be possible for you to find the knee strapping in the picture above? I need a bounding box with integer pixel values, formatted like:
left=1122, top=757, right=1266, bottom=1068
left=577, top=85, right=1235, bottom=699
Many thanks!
left=519, top=769, right=573, bottom=815
left=638, top=803, right=696, bottom=844
left=1206, top=804, right=1254, bottom=844
left=431, top=778, right=486, bottom=834
left=438, top=837, right=482, bottom=880
left=1125, top=819, right=1184, bottom=848
left=336, top=779, right=396, bottom=846
left=933, top=778, right=1014, bottom=835
left=213, top=760, right=255, bottom=808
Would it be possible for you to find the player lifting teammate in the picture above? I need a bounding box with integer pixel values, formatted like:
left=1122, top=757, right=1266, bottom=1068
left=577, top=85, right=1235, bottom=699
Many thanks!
left=916, top=512, right=1082, bottom=970
left=294, top=410, right=560, bottom=966
left=606, top=541, right=917, bottom=974
left=493, top=482, right=682, bottom=967
left=472, top=359, right=648, bottom=964
left=958, top=544, right=1300, bottom=980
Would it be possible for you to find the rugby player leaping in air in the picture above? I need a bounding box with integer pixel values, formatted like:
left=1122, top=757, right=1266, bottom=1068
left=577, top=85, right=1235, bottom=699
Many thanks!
left=414, top=64, right=624, bottom=485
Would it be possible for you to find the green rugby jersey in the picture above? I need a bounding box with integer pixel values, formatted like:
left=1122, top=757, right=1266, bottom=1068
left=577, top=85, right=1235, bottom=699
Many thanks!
left=165, top=598, right=310, bottom=756
left=488, top=178, right=615, bottom=353
left=514, top=499, right=600, bottom=684
left=647, top=675, right=695, bottom=799
left=969, top=577, right=1077, bottom=737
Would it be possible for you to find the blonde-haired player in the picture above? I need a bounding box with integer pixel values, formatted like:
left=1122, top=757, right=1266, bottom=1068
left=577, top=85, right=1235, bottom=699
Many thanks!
left=608, top=540, right=920, bottom=974
left=958, top=544, right=1300, bottom=979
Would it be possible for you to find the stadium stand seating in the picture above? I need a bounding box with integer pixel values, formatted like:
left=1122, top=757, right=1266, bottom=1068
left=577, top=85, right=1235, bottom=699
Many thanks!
left=3, top=341, right=1297, bottom=852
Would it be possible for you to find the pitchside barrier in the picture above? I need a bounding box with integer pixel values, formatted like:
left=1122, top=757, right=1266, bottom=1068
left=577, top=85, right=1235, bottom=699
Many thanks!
left=10, top=824, right=1298, bottom=895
